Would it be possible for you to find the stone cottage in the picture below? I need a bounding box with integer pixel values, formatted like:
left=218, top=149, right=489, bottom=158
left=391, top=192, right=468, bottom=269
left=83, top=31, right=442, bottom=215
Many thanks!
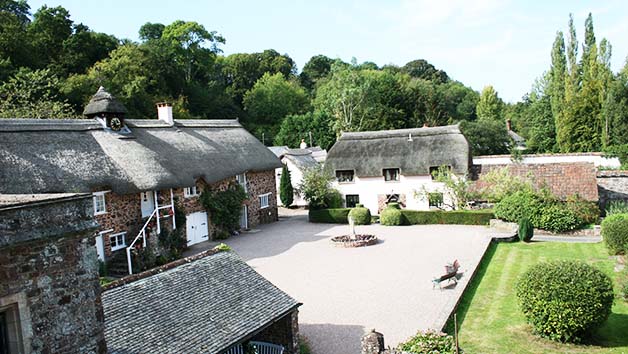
left=324, top=125, right=471, bottom=214
left=0, top=193, right=107, bottom=354
left=0, top=87, right=281, bottom=274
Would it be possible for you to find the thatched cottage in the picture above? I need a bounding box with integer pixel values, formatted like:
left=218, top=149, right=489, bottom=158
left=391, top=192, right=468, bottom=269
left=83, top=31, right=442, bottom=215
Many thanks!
left=269, top=146, right=326, bottom=206
left=0, top=87, right=281, bottom=274
left=325, top=125, right=471, bottom=214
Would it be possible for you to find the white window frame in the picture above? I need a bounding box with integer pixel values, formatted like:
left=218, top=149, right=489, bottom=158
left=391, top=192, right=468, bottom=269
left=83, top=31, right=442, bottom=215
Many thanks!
left=236, top=173, right=248, bottom=193
left=335, top=170, right=355, bottom=183
left=109, top=232, right=127, bottom=252
left=259, top=193, right=271, bottom=209
left=383, top=168, right=400, bottom=182
left=93, top=191, right=107, bottom=215
left=184, top=186, right=199, bottom=198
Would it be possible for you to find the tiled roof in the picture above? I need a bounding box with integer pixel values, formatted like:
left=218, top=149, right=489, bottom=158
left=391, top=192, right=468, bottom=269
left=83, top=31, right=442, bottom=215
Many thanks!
left=102, top=251, right=300, bottom=354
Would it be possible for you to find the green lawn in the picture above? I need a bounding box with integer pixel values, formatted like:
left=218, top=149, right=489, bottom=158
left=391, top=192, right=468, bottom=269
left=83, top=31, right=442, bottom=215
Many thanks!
left=450, top=242, right=628, bottom=354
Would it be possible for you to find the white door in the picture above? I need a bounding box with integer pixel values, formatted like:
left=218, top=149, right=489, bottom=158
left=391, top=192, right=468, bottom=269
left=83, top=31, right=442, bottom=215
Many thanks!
left=186, top=212, right=209, bottom=245
left=140, top=191, right=155, bottom=218
left=95, top=234, right=105, bottom=261
left=240, top=205, right=248, bottom=230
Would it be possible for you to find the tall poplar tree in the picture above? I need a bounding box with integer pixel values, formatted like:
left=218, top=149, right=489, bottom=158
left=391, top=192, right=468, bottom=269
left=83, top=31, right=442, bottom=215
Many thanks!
left=549, top=31, right=566, bottom=139
left=558, top=14, right=580, bottom=152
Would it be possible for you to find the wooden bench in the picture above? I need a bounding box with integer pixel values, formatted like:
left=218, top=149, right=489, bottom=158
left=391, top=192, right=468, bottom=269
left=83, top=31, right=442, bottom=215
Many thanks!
left=432, top=259, right=460, bottom=289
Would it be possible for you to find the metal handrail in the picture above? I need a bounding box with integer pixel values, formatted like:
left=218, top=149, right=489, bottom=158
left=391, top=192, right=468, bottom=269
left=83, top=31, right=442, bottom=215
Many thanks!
left=125, top=205, right=173, bottom=275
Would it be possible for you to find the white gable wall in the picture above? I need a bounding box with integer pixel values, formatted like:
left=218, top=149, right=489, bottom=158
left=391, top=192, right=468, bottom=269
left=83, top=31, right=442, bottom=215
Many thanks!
left=332, top=174, right=455, bottom=215
left=275, top=158, right=309, bottom=207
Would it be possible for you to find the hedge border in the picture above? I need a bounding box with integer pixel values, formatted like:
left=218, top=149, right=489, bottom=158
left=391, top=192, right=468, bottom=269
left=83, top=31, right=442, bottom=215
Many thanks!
left=308, top=208, right=350, bottom=223
left=308, top=208, right=494, bottom=225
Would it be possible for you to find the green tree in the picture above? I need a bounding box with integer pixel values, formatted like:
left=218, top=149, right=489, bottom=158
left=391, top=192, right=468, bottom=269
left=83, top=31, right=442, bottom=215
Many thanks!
left=138, top=22, right=165, bottom=41
left=279, top=164, right=294, bottom=207
left=401, top=59, right=449, bottom=83
left=606, top=59, right=628, bottom=145
left=243, top=72, right=309, bottom=127
left=299, top=165, right=336, bottom=209
left=0, top=68, right=76, bottom=118
left=28, top=5, right=73, bottom=68
left=0, top=0, right=32, bottom=71
left=559, top=13, right=581, bottom=152
left=274, top=111, right=336, bottom=150
left=549, top=31, right=566, bottom=142
left=459, top=119, right=510, bottom=156
left=299, top=54, right=334, bottom=91
left=476, top=85, right=503, bottom=121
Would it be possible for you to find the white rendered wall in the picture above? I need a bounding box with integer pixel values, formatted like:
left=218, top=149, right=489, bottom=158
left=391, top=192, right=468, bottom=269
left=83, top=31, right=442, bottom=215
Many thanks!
left=332, top=175, right=453, bottom=215
left=275, top=158, right=309, bottom=206
left=473, top=153, right=620, bottom=168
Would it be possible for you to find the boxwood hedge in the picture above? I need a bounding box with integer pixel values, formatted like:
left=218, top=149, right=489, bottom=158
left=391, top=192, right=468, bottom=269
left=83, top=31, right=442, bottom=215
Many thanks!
left=308, top=208, right=350, bottom=223
left=400, top=210, right=494, bottom=225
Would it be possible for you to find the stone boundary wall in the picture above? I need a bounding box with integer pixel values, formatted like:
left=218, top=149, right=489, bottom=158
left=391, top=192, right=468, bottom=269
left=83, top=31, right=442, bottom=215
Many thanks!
left=251, top=309, right=300, bottom=354
left=597, top=170, right=628, bottom=212
left=0, top=194, right=106, bottom=354
left=472, top=162, right=599, bottom=201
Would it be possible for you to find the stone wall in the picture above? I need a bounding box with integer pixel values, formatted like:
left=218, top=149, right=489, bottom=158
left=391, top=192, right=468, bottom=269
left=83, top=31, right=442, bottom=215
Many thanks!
left=94, top=192, right=142, bottom=257
left=0, top=194, right=106, bottom=354
left=246, top=170, right=279, bottom=227
left=252, top=309, right=300, bottom=354
left=597, top=170, right=628, bottom=212
left=472, top=162, right=599, bottom=201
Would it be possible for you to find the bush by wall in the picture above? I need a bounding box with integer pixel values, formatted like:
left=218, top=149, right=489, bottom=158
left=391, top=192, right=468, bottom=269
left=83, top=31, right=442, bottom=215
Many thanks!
left=308, top=208, right=350, bottom=223
left=515, top=260, right=614, bottom=343
left=494, top=190, right=599, bottom=233
left=380, top=204, right=403, bottom=226
left=400, top=210, right=494, bottom=225
left=397, top=330, right=459, bottom=354
left=518, top=217, right=533, bottom=242
left=601, top=213, right=628, bottom=255
left=348, top=204, right=371, bottom=225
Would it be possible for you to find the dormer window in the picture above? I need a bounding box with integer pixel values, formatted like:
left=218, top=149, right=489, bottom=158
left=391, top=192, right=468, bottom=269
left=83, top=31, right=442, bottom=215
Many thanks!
left=383, top=168, right=399, bottom=182
left=336, top=170, right=354, bottom=183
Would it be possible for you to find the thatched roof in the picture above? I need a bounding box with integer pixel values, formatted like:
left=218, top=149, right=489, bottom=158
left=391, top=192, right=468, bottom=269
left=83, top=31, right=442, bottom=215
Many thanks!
left=83, top=86, right=127, bottom=116
left=325, top=125, right=470, bottom=177
left=0, top=119, right=281, bottom=194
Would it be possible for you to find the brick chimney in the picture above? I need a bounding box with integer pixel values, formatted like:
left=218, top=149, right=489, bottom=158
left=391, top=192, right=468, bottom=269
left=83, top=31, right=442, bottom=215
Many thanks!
left=157, top=102, right=174, bottom=125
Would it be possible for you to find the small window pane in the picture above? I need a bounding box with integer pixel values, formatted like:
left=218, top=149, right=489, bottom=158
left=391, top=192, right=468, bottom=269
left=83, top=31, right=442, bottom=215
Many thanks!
left=346, top=195, right=360, bottom=208
left=93, top=194, right=106, bottom=215
left=384, top=168, right=399, bottom=181
left=336, top=170, right=354, bottom=183
left=259, top=193, right=270, bottom=209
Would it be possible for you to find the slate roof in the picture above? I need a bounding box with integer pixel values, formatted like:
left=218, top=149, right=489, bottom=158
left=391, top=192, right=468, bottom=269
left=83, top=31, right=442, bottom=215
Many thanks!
left=282, top=149, right=319, bottom=171
left=102, top=250, right=300, bottom=354
left=325, top=125, right=471, bottom=177
left=0, top=118, right=282, bottom=194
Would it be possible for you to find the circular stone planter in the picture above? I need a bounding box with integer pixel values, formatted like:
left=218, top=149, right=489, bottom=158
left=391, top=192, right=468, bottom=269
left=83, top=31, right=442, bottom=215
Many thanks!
left=330, top=234, right=378, bottom=248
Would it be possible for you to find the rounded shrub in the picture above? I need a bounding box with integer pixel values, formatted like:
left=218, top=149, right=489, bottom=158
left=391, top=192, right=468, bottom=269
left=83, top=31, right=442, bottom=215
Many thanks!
left=601, top=213, right=628, bottom=255
left=518, top=217, right=533, bottom=242
left=538, top=204, right=579, bottom=233
left=515, top=260, right=614, bottom=343
left=398, top=330, right=458, bottom=354
left=380, top=205, right=403, bottom=226
left=348, top=205, right=371, bottom=225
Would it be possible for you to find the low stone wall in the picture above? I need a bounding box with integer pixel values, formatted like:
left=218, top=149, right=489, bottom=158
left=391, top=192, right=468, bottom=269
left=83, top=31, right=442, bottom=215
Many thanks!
left=597, top=170, right=628, bottom=212
left=489, top=219, right=600, bottom=236
left=0, top=194, right=106, bottom=354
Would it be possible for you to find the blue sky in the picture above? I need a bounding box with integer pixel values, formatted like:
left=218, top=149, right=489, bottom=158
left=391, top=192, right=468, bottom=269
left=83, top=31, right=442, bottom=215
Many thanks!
left=28, top=0, right=628, bottom=102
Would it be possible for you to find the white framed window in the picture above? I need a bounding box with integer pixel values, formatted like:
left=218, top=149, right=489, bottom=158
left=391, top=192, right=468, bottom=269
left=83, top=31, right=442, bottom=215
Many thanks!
left=236, top=173, right=247, bottom=192
left=93, top=191, right=107, bottom=215
left=336, top=170, right=355, bottom=183
left=184, top=186, right=199, bottom=198
left=109, top=232, right=127, bottom=252
left=383, top=168, right=400, bottom=182
left=259, top=193, right=271, bottom=209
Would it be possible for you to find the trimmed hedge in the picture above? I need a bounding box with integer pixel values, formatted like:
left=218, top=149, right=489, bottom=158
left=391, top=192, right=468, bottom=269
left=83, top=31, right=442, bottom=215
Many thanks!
left=348, top=204, right=371, bottom=225
left=308, top=208, right=350, bottom=223
left=400, top=210, right=495, bottom=225
left=494, top=190, right=599, bottom=233
left=381, top=204, right=403, bottom=226
left=518, top=217, right=533, bottom=242
left=601, top=213, right=628, bottom=255
left=516, top=260, right=614, bottom=343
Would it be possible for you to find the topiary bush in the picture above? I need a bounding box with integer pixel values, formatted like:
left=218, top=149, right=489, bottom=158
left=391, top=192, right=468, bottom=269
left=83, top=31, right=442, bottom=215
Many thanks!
left=601, top=213, right=628, bottom=255
left=515, top=260, right=614, bottom=343
left=348, top=204, right=371, bottom=225
left=380, top=204, right=403, bottom=226
left=518, top=217, right=533, bottom=242
left=397, top=330, right=459, bottom=354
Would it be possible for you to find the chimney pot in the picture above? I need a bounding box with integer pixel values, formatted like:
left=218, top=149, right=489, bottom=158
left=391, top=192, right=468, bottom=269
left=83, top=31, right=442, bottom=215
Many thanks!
left=157, top=102, right=174, bottom=126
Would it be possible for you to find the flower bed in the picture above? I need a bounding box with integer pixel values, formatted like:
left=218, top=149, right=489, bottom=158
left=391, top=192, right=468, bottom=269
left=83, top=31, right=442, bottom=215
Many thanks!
left=330, top=234, right=378, bottom=248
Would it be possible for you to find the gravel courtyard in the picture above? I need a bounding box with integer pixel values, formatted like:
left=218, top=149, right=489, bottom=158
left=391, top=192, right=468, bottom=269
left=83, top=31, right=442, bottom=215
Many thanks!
left=210, top=211, right=493, bottom=354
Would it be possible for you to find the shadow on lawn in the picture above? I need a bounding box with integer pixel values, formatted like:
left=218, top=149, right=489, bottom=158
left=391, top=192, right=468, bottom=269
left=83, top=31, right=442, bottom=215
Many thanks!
left=444, top=241, right=498, bottom=334
left=590, top=312, right=628, bottom=348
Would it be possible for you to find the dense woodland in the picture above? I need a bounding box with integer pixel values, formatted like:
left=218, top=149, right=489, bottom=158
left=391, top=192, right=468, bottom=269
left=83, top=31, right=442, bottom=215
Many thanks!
left=1, top=0, right=628, bottom=158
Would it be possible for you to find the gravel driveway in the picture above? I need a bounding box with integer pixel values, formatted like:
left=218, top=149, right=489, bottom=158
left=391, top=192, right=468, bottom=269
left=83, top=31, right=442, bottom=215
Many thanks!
left=216, top=212, right=493, bottom=354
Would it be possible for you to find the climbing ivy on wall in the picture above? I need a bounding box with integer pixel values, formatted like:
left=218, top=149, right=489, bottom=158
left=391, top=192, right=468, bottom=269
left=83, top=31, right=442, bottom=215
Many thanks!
left=200, top=182, right=248, bottom=234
